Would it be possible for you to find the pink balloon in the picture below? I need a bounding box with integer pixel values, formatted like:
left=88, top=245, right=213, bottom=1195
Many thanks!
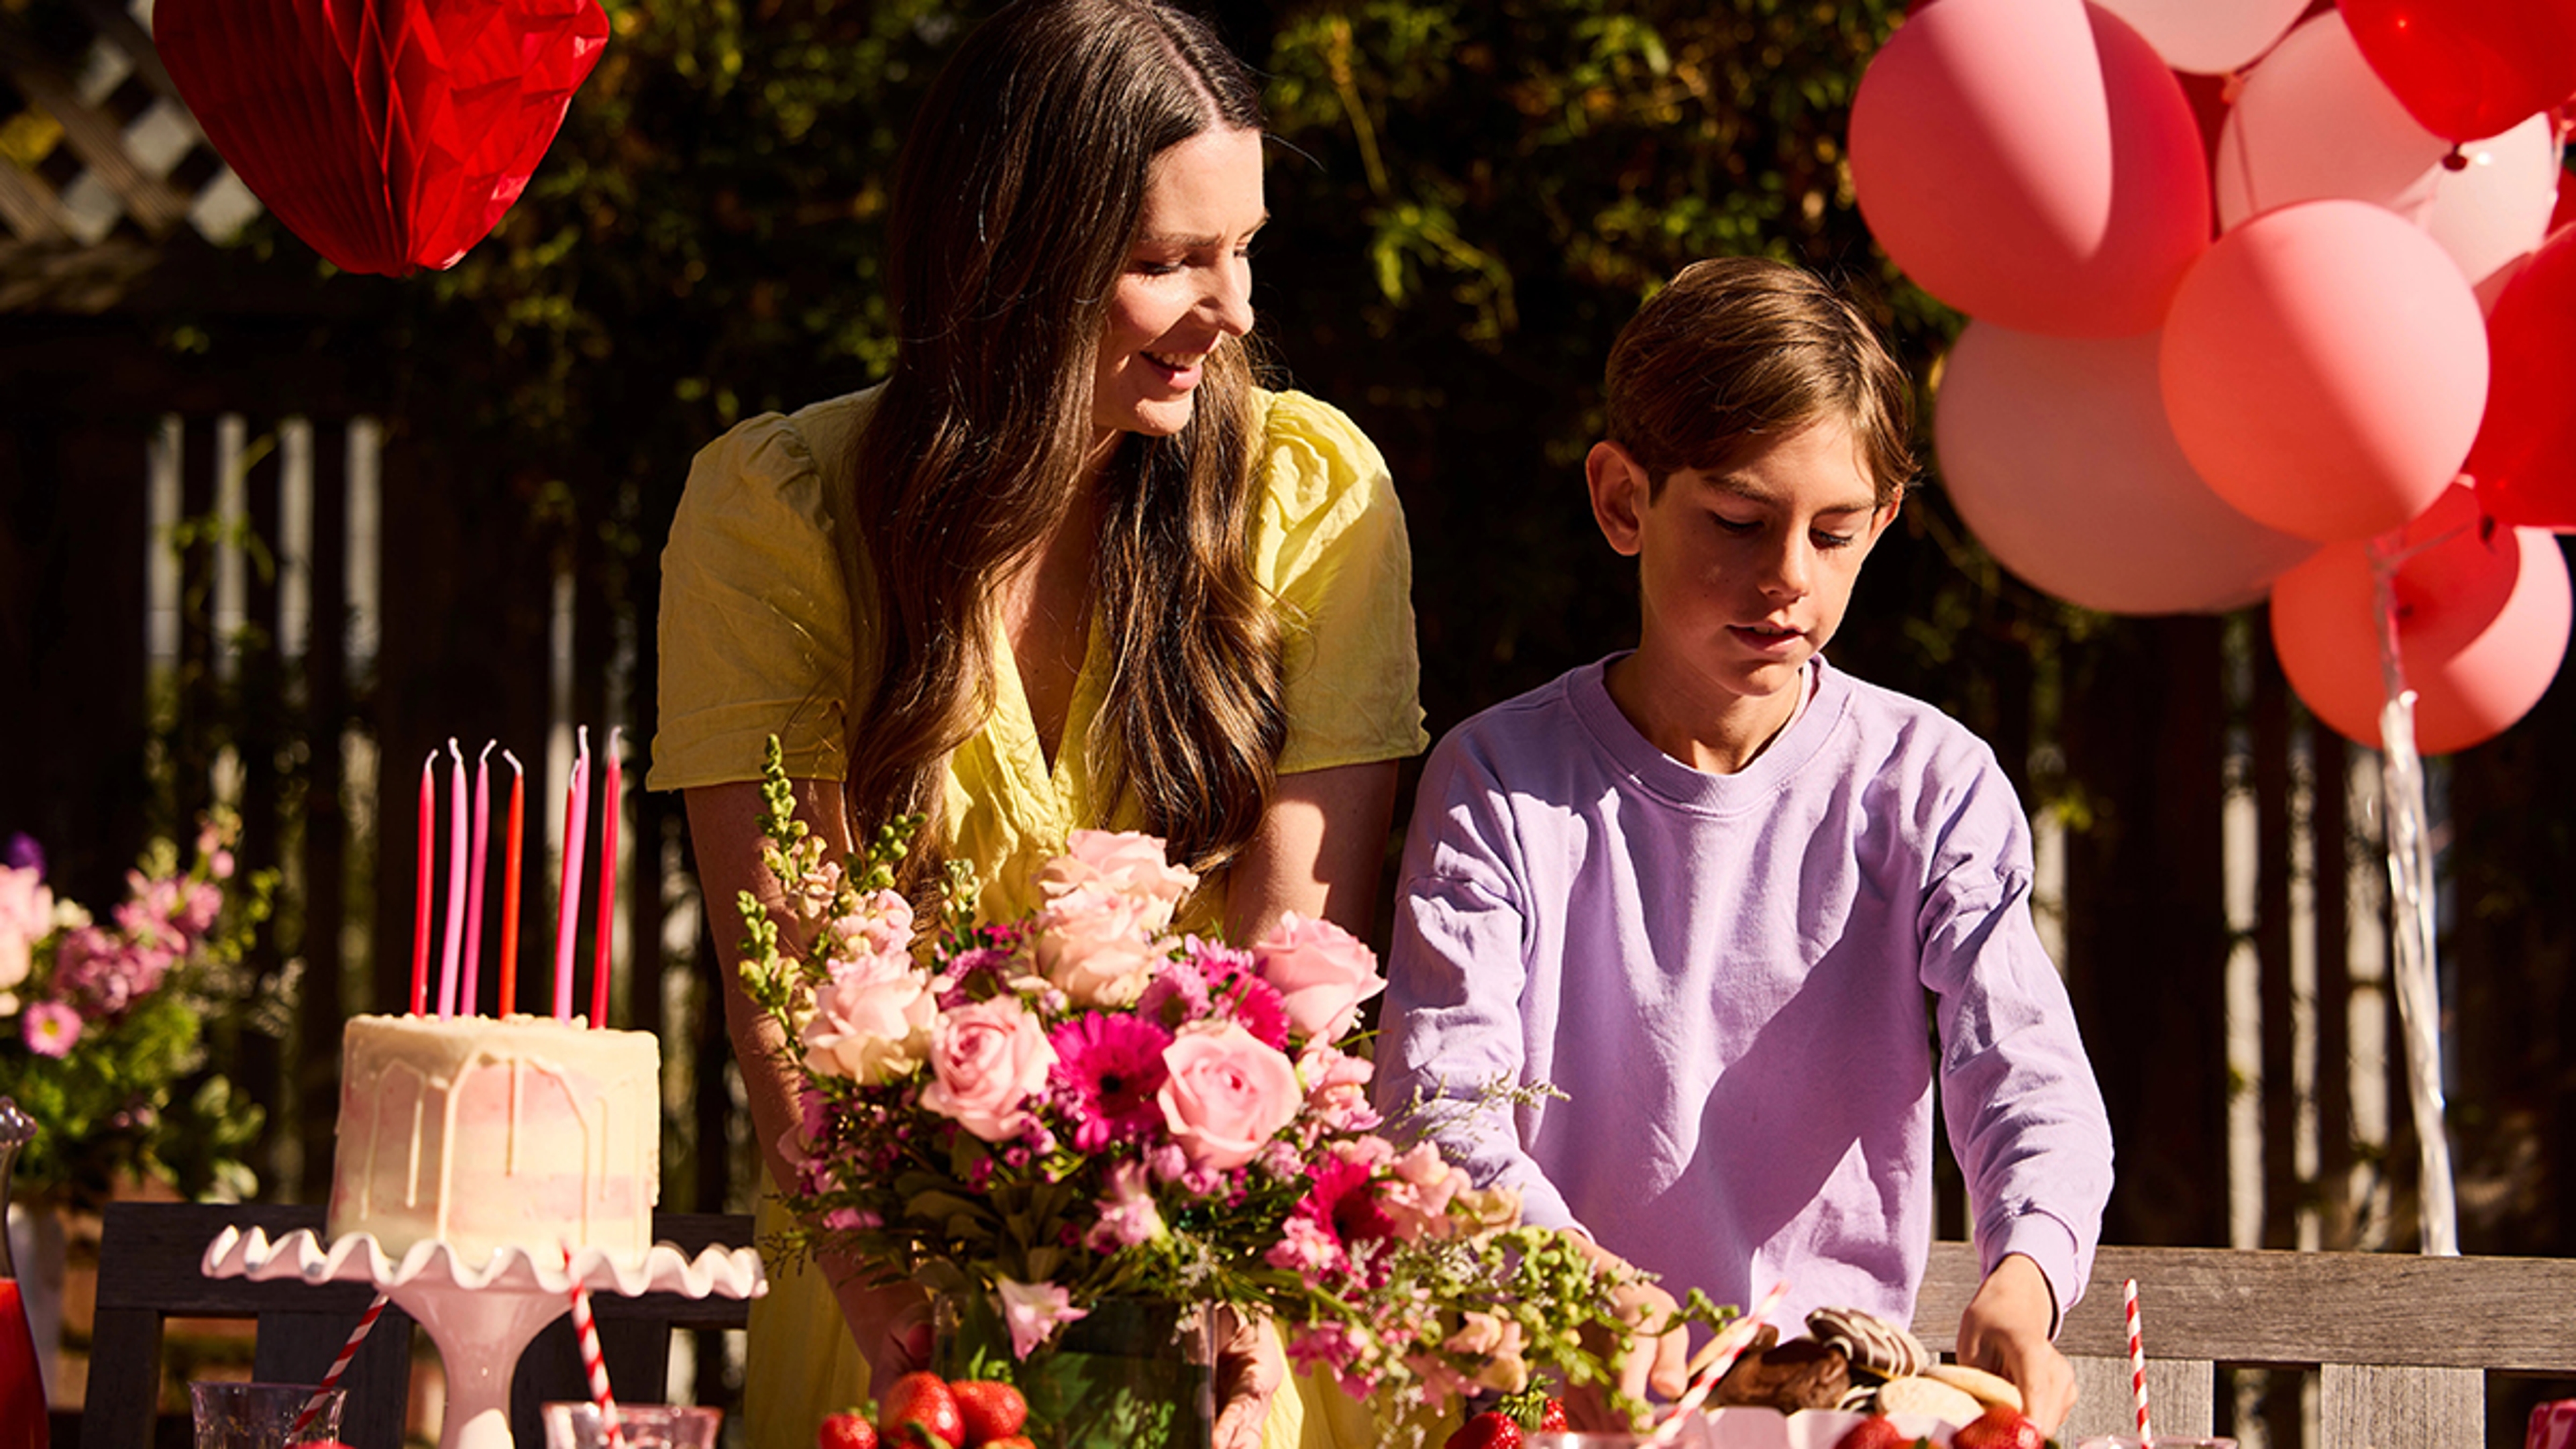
left=2160, top=199, right=2489, bottom=541
left=1851, top=0, right=2212, bottom=337
left=2271, top=486, right=2571, bottom=752
left=2214, top=13, right=2560, bottom=288
left=2095, top=0, right=2307, bottom=74
left=1936, top=323, right=2317, bottom=613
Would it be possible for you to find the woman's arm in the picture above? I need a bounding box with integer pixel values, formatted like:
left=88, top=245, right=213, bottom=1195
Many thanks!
left=685, top=780, right=934, bottom=1386
left=1223, top=759, right=1401, bottom=943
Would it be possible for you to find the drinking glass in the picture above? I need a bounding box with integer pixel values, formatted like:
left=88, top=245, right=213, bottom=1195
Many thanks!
left=186, top=1382, right=344, bottom=1449
left=541, top=1403, right=723, bottom=1449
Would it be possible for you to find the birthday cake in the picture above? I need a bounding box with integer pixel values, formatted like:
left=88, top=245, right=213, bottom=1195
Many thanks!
left=326, top=1012, right=661, bottom=1269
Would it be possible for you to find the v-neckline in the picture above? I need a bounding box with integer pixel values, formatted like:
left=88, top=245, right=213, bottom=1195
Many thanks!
left=989, top=610, right=1108, bottom=815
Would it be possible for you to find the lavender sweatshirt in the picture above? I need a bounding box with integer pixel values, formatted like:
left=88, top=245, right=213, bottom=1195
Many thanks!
left=1376, top=654, right=2114, bottom=1330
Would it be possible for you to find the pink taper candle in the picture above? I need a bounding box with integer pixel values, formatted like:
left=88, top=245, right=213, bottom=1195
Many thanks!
left=553, top=726, right=591, bottom=1020
left=438, top=739, right=468, bottom=1016
left=500, top=750, right=525, bottom=1017
left=590, top=727, right=621, bottom=1030
left=411, top=753, right=433, bottom=1015
left=462, top=741, right=494, bottom=1016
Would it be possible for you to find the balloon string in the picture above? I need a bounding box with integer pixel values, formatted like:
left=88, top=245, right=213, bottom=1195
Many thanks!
left=2366, top=535, right=2460, bottom=1257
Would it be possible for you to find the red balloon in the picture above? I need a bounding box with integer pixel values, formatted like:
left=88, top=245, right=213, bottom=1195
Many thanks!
left=2271, top=485, right=2572, bottom=752
left=1851, top=0, right=2210, bottom=337
left=156, top=0, right=608, bottom=276
left=2339, top=0, right=2576, bottom=143
left=2470, top=224, right=2576, bottom=527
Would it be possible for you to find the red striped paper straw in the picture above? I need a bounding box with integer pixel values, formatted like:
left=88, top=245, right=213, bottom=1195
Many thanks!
left=291, top=1291, right=387, bottom=1434
left=1651, top=1278, right=1791, bottom=1444
left=565, top=1248, right=626, bottom=1449
left=2125, top=1276, right=2153, bottom=1440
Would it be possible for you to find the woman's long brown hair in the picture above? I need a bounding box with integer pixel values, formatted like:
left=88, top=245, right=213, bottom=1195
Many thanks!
left=845, top=0, right=1284, bottom=900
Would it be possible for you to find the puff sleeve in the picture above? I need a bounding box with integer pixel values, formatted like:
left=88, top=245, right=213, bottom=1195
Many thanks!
left=1251, top=390, right=1430, bottom=773
left=649, top=410, right=859, bottom=790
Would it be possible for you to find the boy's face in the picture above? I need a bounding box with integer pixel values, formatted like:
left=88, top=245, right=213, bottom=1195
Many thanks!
left=1587, top=416, right=1899, bottom=724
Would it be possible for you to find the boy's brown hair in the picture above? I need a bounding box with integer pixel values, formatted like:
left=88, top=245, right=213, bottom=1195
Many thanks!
left=1605, top=257, right=1916, bottom=504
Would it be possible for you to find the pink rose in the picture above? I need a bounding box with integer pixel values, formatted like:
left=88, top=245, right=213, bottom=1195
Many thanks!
left=1252, top=913, right=1385, bottom=1043
left=801, top=957, right=937, bottom=1084
left=1299, top=1043, right=1381, bottom=1132
left=1035, top=892, right=1161, bottom=1008
left=918, top=996, right=1057, bottom=1142
left=1157, top=1020, right=1301, bottom=1171
left=1040, top=830, right=1197, bottom=932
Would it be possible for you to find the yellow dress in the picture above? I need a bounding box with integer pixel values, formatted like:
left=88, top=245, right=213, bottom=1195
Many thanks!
left=649, top=385, right=1427, bottom=1449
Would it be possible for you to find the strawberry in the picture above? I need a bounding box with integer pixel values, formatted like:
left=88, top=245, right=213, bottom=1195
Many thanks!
left=949, top=1380, right=1029, bottom=1444
left=981, top=1440, right=1035, bottom=1449
left=818, top=1411, right=879, bottom=1449
left=877, top=1372, right=965, bottom=1449
left=1833, top=1417, right=1911, bottom=1449
left=1951, top=1405, right=2047, bottom=1449
left=1443, top=1411, right=1523, bottom=1449
left=1539, top=1399, right=1568, bottom=1432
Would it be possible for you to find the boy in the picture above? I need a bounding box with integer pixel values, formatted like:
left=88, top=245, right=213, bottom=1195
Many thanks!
left=1375, top=258, right=2113, bottom=1432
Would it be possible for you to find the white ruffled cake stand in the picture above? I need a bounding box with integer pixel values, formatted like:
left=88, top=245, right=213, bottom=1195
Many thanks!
left=203, top=1227, right=767, bottom=1449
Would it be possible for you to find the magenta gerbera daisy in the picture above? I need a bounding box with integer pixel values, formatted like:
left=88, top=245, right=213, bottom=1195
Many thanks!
left=1214, top=973, right=1291, bottom=1051
left=1049, top=1012, right=1174, bottom=1151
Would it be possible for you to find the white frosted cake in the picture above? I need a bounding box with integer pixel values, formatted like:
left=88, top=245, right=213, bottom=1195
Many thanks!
left=327, top=1013, right=661, bottom=1269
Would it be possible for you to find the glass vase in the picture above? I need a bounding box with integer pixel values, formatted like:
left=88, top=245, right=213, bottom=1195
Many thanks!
left=931, top=1291, right=1215, bottom=1449
left=0, top=1100, right=46, bottom=1449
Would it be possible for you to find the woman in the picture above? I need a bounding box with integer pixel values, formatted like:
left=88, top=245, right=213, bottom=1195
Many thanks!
left=648, top=3, right=1425, bottom=1445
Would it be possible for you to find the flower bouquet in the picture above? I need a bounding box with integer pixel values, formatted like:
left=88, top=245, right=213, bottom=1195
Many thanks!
left=0, top=813, right=280, bottom=1210
left=734, top=742, right=1726, bottom=1447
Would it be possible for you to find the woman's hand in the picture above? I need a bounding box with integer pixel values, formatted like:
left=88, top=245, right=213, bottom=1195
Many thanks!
left=1955, top=1252, right=2076, bottom=1434
left=1210, top=1307, right=1285, bottom=1449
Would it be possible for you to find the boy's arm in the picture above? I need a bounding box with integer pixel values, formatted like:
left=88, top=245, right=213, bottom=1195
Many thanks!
left=1919, top=755, right=2116, bottom=1430
left=1371, top=743, right=1579, bottom=1230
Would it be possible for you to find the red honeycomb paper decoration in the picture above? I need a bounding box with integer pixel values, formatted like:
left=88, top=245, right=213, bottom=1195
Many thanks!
left=156, top=0, right=609, bottom=276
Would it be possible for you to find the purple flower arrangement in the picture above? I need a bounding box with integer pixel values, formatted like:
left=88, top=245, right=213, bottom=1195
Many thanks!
left=0, top=814, right=278, bottom=1207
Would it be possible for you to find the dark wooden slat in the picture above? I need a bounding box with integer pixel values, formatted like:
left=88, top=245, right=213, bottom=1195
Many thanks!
left=296, top=421, right=351, bottom=1195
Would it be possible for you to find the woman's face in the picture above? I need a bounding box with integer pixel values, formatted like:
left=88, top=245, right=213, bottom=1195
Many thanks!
left=1092, top=125, right=1265, bottom=447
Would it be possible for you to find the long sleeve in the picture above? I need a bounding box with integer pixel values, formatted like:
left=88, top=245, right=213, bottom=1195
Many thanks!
left=1374, top=732, right=1578, bottom=1232
left=1917, top=758, right=2116, bottom=1322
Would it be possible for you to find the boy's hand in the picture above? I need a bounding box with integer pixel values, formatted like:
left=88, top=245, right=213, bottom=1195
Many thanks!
left=1955, top=1253, right=2076, bottom=1434
left=1562, top=1234, right=1688, bottom=1429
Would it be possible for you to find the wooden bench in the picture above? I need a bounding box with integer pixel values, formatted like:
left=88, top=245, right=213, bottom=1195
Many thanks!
left=83, top=1203, right=757, bottom=1449
left=1912, top=1242, right=2576, bottom=1446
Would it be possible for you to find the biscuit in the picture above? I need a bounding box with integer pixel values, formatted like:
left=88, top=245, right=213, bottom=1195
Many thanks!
left=1806, top=1305, right=1932, bottom=1379
left=1925, top=1362, right=2024, bottom=1411
left=1872, top=1375, right=1985, bottom=1427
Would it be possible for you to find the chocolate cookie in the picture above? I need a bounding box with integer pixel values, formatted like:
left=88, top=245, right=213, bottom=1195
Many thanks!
left=1713, top=1332, right=1851, bottom=1413
left=1805, top=1305, right=1932, bottom=1380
